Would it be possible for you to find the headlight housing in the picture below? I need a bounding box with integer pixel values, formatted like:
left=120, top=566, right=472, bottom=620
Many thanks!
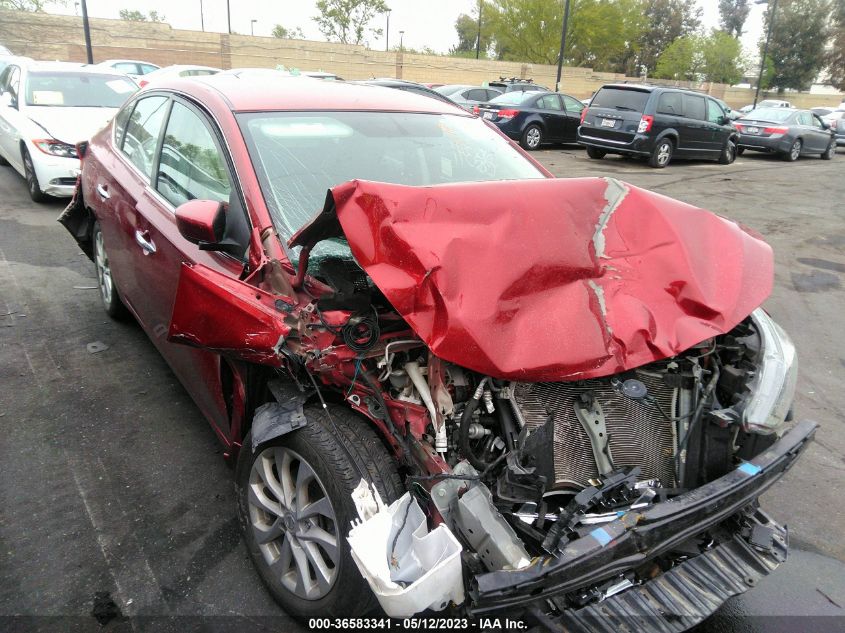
left=743, top=309, right=798, bottom=435
left=32, top=139, right=78, bottom=159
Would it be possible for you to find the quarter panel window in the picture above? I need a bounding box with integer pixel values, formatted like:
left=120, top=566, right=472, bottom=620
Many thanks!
left=113, top=100, right=135, bottom=149
left=561, top=95, right=584, bottom=113
left=121, top=95, right=169, bottom=179
left=538, top=95, right=562, bottom=110
left=155, top=101, right=232, bottom=207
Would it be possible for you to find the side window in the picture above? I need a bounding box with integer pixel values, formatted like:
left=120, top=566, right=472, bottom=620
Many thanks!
left=113, top=100, right=135, bottom=149
left=797, top=112, right=813, bottom=126
left=0, top=66, right=10, bottom=93
left=155, top=101, right=232, bottom=207
left=114, top=62, right=139, bottom=74
left=657, top=92, right=683, bottom=115
left=561, top=94, right=584, bottom=113
left=683, top=94, right=706, bottom=120
left=538, top=94, right=562, bottom=110
left=8, top=67, right=20, bottom=99
left=706, top=99, right=724, bottom=124
left=139, top=64, right=158, bottom=75
left=122, top=95, right=169, bottom=179
left=466, top=89, right=487, bottom=101
left=486, top=89, right=501, bottom=100
left=811, top=115, right=824, bottom=129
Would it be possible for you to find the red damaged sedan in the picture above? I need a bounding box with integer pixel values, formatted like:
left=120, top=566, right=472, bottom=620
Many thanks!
left=60, top=76, right=815, bottom=629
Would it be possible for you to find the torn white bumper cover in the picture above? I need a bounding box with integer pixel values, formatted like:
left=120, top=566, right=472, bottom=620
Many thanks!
left=347, top=490, right=464, bottom=618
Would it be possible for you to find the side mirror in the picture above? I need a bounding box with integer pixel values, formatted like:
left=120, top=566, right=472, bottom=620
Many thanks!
left=175, top=199, right=226, bottom=248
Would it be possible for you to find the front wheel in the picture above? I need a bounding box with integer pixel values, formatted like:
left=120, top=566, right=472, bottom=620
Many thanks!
left=236, top=405, right=404, bottom=621
left=648, top=139, right=673, bottom=168
left=821, top=141, right=835, bottom=160
left=22, top=147, right=47, bottom=203
left=520, top=124, right=543, bottom=151
left=718, top=138, right=737, bottom=164
left=783, top=139, right=802, bottom=162
left=586, top=146, right=607, bottom=160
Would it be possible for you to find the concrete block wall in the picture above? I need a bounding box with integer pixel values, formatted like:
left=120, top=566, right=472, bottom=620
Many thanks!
left=1, top=10, right=841, bottom=107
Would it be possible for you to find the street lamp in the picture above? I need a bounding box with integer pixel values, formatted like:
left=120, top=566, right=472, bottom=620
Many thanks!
left=251, top=19, right=257, bottom=36
left=754, top=0, right=778, bottom=108
left=554, top=0, right=571, bottom=92
left=199, top=0, right=204, bottom=32
left=385, top=10, right=390, bottom=51
left=475, top=0, right=482, bottom=59
left=399, top=30, right=404, bottom=51
left=80, top=0, right=93, bottom=64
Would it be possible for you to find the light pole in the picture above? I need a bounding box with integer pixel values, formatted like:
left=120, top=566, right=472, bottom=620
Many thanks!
left=399, top=30, right=404, bottom=51
left=385, top=10, right=390, bottom=51
left=251, top=19, right=257, bottom=36
left=554, top=0, right=571, bottom=92
left=226, top=0, right=231, bottom=34
left=199, top=0, right=204, bottom=31
left=80, top=0, right=93, bottom=64
left=475, top=0, right=482, bottom=59
left=754, top=0, right=778, bottom=107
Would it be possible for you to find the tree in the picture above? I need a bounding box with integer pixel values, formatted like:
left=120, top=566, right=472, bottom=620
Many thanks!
left=702, top=30, right=744, bottom=84
left=313, top=0, right=389, bottom=46
left=762, top=0, right=830, bottom=91
left=272, top=24, right=306, bottom=39
left=483, top=0, right=567, bottom=64
left=718, top=0, right=750, bottom=37
left=450, top=10, right=493, bottom=57
left=118, top=8, right=166, bottom=22
left=636, top=0, right=702, bottom=76
left=827, top=0, right=845, bottom=90
left=0, top=0, right=66, bottom=10
left=654, top=34, right=704, bottom=80
left=566, top=0, right=648, bottom=73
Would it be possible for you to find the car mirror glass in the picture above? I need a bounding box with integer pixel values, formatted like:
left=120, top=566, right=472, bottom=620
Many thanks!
left=175, top=199, right=226, bottom=248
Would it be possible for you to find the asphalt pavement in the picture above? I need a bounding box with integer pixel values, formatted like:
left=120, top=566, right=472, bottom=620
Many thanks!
left=1, top=146, right=844, bottom=632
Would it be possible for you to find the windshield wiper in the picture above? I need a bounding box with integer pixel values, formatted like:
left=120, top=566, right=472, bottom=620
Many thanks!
left=614, top=105, right=637, bottom=111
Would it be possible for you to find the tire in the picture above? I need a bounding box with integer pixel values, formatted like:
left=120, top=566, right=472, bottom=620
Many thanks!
left=718, top=138, right=737, bottom=165
left=520, top=124, right=543, bottom=151
left=586, top=146, right=607, bottom=160
left=236, top=405, right=404, bottom=621
left=783, top=138, right=802, bottom=162
left=22, top=146, right=48, bottom=203
left=821, top=141, right=835, bottom=160
left=736, top=147, right=745, bottom=156
left=648, top=138, right=673, bottom=168
left=92, top=221, right=129, bottom=319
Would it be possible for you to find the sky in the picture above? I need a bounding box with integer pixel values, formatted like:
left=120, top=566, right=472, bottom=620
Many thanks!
left=52, top=0, right=767, bottom=60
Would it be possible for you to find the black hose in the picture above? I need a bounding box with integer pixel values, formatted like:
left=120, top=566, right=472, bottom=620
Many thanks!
left=459, top=378, right=491, bottom=471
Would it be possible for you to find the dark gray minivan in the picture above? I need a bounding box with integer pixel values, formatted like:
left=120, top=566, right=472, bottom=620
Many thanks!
left=577, top=84, right=739, bottom=168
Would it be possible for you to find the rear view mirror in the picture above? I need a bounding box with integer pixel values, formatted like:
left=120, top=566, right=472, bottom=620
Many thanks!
left=175, top=199, right=225, bottom=248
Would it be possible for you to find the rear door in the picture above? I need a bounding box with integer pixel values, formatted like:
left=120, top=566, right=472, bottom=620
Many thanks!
left=705, top=97, right=731, bottom=152
left=798, top=111, right=828, bottom=152
left=679, top=93, right=710, bottom=156
left=580, top=86, right=650, bottom=144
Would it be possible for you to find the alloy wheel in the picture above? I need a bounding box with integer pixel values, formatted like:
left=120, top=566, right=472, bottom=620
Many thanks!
left=790, top=140, right=801, bottom=161
left=94, top=230, right=113, bottom=307
left=248, top=446, right=339, bottom=600
left=24, top=152, right=37, bottom=196
left=657, top=142, right=671, bottom=166
left=526, top=127, right=541, bottom=149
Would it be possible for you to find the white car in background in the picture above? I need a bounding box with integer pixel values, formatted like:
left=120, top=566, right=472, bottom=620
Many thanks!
left=137, top=64, right=221, bottom=87
left=0, top=61, right=138, bottom=201
left=96, top=58, right=160, bottom=82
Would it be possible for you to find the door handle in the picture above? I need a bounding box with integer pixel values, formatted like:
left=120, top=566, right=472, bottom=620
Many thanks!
left=96, top=184, right=110, bottom=200
left=135, top=230, right=156, bottom=255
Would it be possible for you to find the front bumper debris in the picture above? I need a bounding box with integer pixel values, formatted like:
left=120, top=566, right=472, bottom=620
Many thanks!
left=470, top=419, right=817, bottom=613
left=540, top=509, right=787, bottom=633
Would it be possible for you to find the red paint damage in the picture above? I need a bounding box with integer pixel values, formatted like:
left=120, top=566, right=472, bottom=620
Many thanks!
left=292, top=177, right=773, bottom=381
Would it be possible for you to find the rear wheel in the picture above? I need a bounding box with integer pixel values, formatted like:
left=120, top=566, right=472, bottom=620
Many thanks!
left=22, top=147, right=47, bottom=203
left=236, top=405, right=404, bottom=621
left=586, top=146, right=607, bottom=160
left=718, top=138, right=737, bottom=164
left=92, top=221, right=129, bottom=319
left=520, top=124, right=543, bottom=151
left=821, top=141, right=835, bottom=160
left=783, top=139, right=802, bottom=162
left=648, top=138, right=673, bottom=168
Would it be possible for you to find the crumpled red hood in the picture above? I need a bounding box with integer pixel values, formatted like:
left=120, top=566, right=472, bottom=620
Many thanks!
left=292, top=177, right=773, bottom=381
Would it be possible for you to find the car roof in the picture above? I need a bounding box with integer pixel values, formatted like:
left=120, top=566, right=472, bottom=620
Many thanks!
left=184, top=74, right=470, bottom=114
left=99, top=59, right=159, bottom=66
left=23, top=61, right=131, bottom=76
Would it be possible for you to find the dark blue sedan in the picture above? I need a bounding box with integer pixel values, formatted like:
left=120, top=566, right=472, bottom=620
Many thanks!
left=475, top=90, right=585, bottom=150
